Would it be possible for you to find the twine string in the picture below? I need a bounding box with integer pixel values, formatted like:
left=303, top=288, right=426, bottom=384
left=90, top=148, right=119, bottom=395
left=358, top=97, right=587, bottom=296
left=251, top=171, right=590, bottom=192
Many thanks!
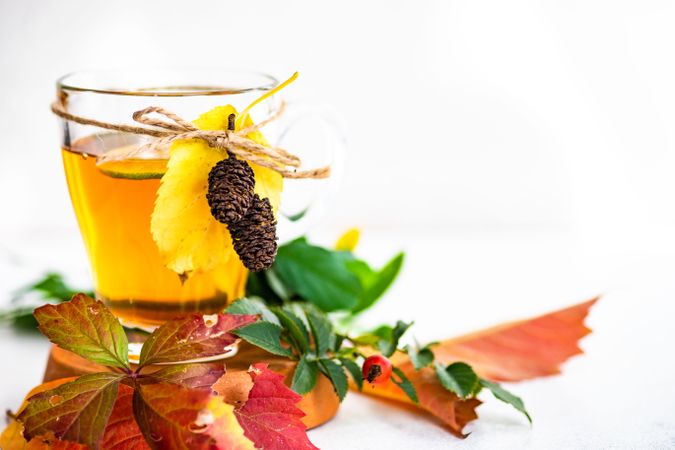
left=51, top=100, right=329, bottom=179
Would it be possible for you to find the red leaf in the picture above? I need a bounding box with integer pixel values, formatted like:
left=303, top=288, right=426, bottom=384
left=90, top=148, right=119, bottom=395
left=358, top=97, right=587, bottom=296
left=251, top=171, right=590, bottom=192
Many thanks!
left=133, top=381, right=254, bottom=450
left=359, top=298, right=597, bottom=436
left=139, top=314, right=257, bottom=366
left=146, top=363, right=225, bottom=389
left=102, top=384, right=149, bottom=450
left=235, top=363, right=318, bottom=450
left=430, top=297, right=598, bottom=381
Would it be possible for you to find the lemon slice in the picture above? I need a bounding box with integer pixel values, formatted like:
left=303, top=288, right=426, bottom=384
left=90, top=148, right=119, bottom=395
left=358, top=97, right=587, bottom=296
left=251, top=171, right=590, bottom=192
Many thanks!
left=96, top=144, right=168, bottom=179
left=98, top=158, right=168, bottom=179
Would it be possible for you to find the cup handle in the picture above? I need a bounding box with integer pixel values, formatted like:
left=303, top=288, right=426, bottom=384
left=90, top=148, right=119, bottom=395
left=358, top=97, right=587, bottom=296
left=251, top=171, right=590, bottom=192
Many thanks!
left=273, top=102, right=347, bottom=242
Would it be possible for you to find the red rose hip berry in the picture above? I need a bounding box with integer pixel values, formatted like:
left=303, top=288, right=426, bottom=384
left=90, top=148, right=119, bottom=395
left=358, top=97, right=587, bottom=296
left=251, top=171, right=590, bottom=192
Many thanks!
left=362, top=355, right=393, bottom=384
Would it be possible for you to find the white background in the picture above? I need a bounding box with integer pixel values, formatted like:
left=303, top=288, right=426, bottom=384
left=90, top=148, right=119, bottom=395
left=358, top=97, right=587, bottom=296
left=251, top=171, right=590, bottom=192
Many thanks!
left=1, top=1, right=675, bottom=449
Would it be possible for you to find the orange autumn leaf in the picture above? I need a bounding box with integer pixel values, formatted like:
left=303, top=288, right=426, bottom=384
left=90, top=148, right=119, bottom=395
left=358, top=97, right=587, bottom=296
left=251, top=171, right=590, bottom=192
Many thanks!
left=101, top=384, right=149, bottom=450
left=358, top=297, right=598, bottom=436
left=25, top=433, right=87, bottom=450
left=362, top=369, right=482, bottom=438
left=427, top=297, right=598, bottom=382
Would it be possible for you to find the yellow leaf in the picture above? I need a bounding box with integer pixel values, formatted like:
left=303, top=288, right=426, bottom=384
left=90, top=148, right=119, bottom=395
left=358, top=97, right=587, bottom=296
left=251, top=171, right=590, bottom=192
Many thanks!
left=0, top=419, right=26, bottom=450
left=236, top=114, right=283, bottom=214
left=335, top=228, right=361, bottom=251
left=0, top=378, right=82, bottom=450
left=207, top=396, right=256, bottom=450
left=151, top=104, right=283, bottom=276
left=234, top=72, right=297, bottom=214
left=192, top=105, right=283, bottom=214
left=151, top=131, right=234, bottom=275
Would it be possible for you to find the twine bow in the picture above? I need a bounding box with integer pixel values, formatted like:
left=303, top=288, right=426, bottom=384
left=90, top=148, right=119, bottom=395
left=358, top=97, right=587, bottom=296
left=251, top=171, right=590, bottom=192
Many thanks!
left=51, top=100, right=330, bottom=179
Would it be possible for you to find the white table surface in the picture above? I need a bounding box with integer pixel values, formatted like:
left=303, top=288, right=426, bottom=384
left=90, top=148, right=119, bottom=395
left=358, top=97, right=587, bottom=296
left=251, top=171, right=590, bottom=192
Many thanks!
left=1, top=227, right=674, bottom=450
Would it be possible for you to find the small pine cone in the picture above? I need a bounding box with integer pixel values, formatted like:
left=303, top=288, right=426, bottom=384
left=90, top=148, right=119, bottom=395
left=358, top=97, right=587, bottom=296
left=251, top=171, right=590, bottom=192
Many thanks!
left=206, top=156, right=255, bottom=225
left=230, top=194, right=278, bottom=272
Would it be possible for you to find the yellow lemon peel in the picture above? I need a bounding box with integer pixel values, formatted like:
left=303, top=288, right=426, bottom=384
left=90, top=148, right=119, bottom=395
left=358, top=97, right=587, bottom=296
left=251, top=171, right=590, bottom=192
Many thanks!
left=237, top=71, right=298, bottom=127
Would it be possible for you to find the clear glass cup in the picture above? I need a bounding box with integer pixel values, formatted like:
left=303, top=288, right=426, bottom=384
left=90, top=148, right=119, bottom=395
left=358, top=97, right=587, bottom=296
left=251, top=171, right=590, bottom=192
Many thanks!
left=56, top=69, right=343, bottom=332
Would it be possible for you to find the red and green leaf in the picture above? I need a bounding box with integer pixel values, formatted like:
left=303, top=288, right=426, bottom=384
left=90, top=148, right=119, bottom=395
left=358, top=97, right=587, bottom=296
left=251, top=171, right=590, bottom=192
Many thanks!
left=235, top=363, right=318, bottom=450
left=34, top=294, right=129, bottom=369
left=139, top=314, right=257, bottom=366
left=101, top=384, right=149, bottom=450
left=18, top=372, right=124, bottom=449
left=133, top=381, right=254, bottom=450
left=145, top=363, right=225, bottom=389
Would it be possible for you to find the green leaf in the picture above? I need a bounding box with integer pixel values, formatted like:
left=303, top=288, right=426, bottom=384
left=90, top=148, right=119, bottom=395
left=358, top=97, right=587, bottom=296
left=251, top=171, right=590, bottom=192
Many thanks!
left=291, top=357, right=319, bottom=394
left=33, top=293, right=129, bottom=369
left=0, top=307, right=38, bottom=330
left=284, top=207, right=309, bottom=222
left=378, top=321, right=413, bottom=357
left=319, top=359, right=349, bottom=401
left=332, top=333, right=345, bottom=352
left=305, top=310, right=332, bottom=356
left=18, top=372, right=124, bottom=449
left=391, top=367, right=419, bottom=404
left=2, top=273, right=96, bottom=333
left=138, top=313, right=257, bottom=366
left=349, top=252, right=405, bottom=314
left=264, top=268, right=294, bottom=301
left=226, top=297, right=280, bottom=325
left=342, top=258, right=373, bottom=281
left=339, top=357, right=363, bottom=391
left=434, top=362, right=480, bottom=399
left=272, top=307, right=310, bottom=353
left=274, top=238, right=361, bottom=312
left=481, top=379, right=532, bottom=423
left=245, top=271, right=284, bottom=305
left=349, top=333, right=381, bottom=346
left=235, top=321, right=292, bottom=357
left=407, top=345, right=435, bottom=370
left=371, top=325, right=394, bottom=339
left=13, top=272, right=92, bottom=303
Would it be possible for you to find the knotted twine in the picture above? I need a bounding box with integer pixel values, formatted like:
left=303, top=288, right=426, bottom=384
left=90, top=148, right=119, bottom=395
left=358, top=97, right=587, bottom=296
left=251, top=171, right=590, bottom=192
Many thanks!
left=50, top=100, right=330, bottom=179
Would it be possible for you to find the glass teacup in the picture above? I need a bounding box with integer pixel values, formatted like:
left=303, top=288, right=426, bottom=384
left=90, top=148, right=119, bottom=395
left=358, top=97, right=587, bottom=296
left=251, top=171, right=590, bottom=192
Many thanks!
left=56, top=69, right=342, bottom=335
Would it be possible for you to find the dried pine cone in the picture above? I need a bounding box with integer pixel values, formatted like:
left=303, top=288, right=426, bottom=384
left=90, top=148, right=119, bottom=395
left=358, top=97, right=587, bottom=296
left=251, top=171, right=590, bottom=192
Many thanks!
left=230, top=194, right=278, bottom=272
left=206, top=155, right=255, bottom=225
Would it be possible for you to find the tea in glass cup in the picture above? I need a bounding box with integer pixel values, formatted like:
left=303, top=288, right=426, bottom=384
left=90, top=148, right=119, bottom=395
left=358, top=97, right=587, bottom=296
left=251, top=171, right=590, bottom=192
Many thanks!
left=56, top=69, right=341, bottom=333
